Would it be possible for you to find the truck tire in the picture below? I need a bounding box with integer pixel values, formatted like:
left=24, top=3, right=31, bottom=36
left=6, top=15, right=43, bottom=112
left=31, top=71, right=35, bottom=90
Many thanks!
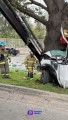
left=41, top=70, right=50, bottom=84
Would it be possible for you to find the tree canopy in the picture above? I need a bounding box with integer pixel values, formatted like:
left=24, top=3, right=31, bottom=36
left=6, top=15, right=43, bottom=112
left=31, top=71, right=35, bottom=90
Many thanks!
left=8, top=0, right=68, bottom=51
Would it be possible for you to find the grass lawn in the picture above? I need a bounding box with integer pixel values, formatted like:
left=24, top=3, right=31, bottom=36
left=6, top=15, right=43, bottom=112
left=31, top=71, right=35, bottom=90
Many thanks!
left=0, top=70, right=68, bottom=94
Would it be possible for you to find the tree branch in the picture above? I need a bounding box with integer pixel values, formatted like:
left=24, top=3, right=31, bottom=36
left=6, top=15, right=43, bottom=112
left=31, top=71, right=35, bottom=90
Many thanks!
left=53, top=0, right=65, bottom=11
left=43, top=0, right=49, bottom=8
left=8, top=0, right=48, bottom=26
left=30, top=0, right=48, bottom=11
left=43, top=0, right=58, bottom=13
left=17, top=4, right=48, bottom=26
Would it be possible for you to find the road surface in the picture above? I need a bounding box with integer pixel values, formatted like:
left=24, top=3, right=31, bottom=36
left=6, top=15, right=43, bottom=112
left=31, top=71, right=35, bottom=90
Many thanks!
left=0, top=89, right=68, bottom=120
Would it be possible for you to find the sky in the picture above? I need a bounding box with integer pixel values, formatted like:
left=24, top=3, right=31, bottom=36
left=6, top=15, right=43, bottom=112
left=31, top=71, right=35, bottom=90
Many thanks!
left=65, top=0, right=68, bottom=2
left=38, top=0, right=68, bottom=3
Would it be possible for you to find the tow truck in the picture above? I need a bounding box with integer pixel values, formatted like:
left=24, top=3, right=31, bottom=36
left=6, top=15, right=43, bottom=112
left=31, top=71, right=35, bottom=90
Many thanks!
left=0, top=0, right=68, bottom=87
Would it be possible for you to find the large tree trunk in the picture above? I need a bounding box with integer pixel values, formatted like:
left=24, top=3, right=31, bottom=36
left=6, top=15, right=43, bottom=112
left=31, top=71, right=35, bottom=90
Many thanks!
left=44, top=1, right=68, bottom=52
left=44, top=11, right=67, bottom=52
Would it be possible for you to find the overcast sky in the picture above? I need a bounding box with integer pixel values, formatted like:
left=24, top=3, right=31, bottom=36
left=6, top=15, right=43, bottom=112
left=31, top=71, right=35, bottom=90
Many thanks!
left=65, top=0, right=68, bottom=1
left=38, top=0, right=68, bottom=3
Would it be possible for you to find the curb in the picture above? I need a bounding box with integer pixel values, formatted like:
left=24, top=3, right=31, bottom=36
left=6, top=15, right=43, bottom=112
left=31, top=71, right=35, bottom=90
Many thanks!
left=0, top=83, right=68, bottom=102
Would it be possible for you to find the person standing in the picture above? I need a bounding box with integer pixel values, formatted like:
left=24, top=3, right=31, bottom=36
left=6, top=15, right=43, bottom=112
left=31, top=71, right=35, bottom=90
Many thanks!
left=0, top=42, right=10, bottom=78
left=24, top=51, right=37, bottom=78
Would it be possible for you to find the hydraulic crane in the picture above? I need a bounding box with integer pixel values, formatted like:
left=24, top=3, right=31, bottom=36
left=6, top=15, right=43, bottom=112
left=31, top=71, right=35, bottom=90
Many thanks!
left=0, top=0, right=43, bottom=61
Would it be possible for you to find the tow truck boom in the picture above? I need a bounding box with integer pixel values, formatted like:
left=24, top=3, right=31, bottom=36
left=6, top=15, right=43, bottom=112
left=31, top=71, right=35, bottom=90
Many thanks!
left=0, top=0, right=43, bottom=61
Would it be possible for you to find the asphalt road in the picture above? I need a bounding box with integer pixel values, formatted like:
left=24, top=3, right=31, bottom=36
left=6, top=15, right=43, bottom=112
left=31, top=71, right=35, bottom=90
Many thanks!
left=9, top=47, right=30, bottom=70
left=10, top=54, right=26, bottom=70
left=0, top=89, right=68, bottom=120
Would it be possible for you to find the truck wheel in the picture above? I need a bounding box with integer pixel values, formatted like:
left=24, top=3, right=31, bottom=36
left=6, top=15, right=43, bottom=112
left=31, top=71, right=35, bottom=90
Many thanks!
left=41, top=70, right=50, bottom=84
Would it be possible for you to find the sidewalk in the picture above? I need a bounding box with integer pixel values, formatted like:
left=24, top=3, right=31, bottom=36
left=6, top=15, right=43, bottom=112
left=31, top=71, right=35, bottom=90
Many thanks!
left=0, top=83, right=68, bottom=102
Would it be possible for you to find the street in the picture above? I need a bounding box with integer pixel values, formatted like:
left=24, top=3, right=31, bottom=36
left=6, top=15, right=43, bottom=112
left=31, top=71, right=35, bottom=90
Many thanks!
left=9, top=47, right=29, bottom=70
left=0, top=88, right=68, bottom=120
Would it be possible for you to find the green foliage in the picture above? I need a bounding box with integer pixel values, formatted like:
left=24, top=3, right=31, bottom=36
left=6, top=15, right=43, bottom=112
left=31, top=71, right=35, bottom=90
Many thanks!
left=12, top=0, right=19, bottom=5
left=0, top=12, right=46, bottom=40
left=0, top=14, right=20, bottom=38
left=32, top=22, right=46, bottom=39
